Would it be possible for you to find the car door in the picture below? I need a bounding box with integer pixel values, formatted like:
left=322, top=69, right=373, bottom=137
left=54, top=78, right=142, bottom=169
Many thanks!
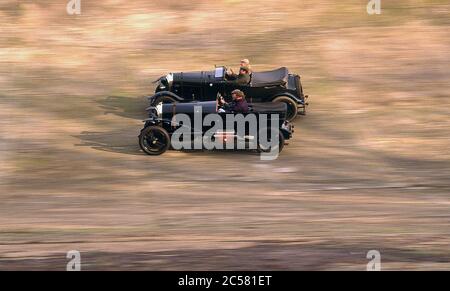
left=202, top=79, right=222, bottom=102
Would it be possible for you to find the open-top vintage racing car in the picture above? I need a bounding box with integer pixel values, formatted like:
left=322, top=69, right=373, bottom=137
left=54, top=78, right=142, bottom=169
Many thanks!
left=150, top=66, right=308, bottom=121
left=138, top=99, right=294, bottom=155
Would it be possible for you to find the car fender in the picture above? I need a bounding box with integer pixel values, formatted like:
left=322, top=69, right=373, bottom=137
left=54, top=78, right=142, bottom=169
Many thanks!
left=142, top=117, right=174, bottom=129
left=147, top=91, right=184, bottom=106
left=142, top=116, right=188, bottom=129
left=270, top=92, right=303, bottom=105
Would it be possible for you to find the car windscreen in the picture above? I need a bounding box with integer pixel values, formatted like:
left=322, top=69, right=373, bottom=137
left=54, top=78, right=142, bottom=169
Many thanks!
left=214, top=67, right=224, bottom=78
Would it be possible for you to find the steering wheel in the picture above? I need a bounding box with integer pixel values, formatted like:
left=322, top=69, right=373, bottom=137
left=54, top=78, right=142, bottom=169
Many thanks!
left=216, top=93, right=226, bottom=112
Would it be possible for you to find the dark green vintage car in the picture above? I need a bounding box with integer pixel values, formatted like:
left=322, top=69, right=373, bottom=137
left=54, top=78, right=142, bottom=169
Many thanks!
left=139, top=100, right=294, bottom=156
left=150, top=66, right=308, bottom=121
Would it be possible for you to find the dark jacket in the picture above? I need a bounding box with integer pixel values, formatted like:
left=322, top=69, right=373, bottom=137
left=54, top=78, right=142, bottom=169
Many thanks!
left=225, top=98, right=249, bottom=113
left=227, top=73, right=250, bottom=85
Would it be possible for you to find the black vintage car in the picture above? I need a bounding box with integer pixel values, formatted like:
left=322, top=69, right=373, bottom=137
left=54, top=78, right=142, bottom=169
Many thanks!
left=150, top=66, right=308, bottom=121
left=138, top=100, right=294, bottom=156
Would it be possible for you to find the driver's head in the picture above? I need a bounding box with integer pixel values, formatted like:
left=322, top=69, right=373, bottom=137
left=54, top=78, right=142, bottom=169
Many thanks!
left=240, top=59, right=250, bottom=67
left=239, top=66, right=249, bottom=75
left=231, top=89, right=245, bottom=101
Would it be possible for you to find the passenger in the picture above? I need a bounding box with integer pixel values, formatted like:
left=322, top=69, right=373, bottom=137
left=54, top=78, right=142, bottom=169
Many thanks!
left=226, top=58, right=251, bottom=78
left=226, top=66, right=251, bottom=85
left=219, top=89, right=249, bottom=113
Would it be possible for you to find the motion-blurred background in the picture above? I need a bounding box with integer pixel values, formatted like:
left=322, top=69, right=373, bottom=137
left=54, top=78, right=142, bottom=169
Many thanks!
left=0, top=0, right=449, bottom=270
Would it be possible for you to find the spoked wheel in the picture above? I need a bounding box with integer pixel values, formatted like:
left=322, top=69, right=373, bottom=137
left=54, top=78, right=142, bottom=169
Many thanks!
left=272, top=96, right=298, bottom=121
left=139, top=126, right=171, bottom=155
left=257, top=128, right=285, bottom=154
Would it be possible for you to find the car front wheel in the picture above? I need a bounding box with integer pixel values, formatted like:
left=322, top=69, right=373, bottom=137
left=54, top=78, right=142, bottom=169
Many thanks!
left=272, top=96, right=298, bottom=121
left=139, top=126, right=171, bottom=155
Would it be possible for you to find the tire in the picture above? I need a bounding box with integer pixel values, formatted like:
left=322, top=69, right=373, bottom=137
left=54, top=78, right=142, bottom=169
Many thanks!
left=139, top=126, right=171, bottom=155
left=154, top=95, right=176, bottom=105
left=257, top=128, right=285, bottom=154
left=272, top=96, right=298, bottom=121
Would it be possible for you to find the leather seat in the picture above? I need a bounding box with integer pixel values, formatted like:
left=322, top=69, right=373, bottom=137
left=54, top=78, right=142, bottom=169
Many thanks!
left=251, top=67, right=289, bottom=87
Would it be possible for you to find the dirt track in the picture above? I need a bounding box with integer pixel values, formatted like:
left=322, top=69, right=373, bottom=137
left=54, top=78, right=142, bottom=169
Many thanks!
left=1, top=0, right=449, bottom=270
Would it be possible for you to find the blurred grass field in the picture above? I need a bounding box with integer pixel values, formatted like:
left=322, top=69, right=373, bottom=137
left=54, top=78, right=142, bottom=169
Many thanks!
left=0, top=0, right=449, bottom=270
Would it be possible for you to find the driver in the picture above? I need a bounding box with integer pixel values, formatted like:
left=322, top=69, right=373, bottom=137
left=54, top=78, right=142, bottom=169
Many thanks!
left=219, top=89, right=249, bottom=113
left=226, top=66, right=250, bottom=85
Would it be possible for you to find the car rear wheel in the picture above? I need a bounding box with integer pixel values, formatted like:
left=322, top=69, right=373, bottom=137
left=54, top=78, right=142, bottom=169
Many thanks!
left=139, top=126, right=171, bottom=155
left=272, top=96, right=298, bottom=121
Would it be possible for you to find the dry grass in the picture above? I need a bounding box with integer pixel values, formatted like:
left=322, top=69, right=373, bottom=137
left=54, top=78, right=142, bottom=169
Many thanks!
left=0, top=0, right=449, bottom=270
